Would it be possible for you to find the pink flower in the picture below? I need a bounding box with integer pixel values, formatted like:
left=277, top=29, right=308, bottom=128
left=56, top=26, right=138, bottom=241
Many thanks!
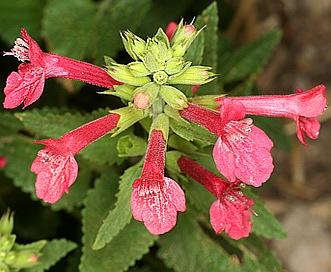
left=31, top=113, right=120, bottom=203
left=131, top=130, right=186, bottom=235
left=3, top=28, right=122, bottom=109
left=215, top=85, right=327, bottom=146
left=178, top=156, right=254, bottom=239
left=165, top=22, right=178, bottom=40
left=180, top=102, right=274, bottom=186
left=0, top=157, right=6, bottom=168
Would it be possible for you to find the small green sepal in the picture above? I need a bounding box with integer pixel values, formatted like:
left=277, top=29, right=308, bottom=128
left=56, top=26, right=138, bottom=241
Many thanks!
left=110, top=105, right=148, bottom=137
left=168, top=66, right=216, bottom=85
left=159, top=85, right=188, bottom=110
left=149, top=113, right=169, bottom=142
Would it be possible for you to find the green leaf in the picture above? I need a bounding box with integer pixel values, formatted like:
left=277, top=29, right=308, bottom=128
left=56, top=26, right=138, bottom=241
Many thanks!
left=0, top=112, right=23, bottom=136
left=0, top=0, right=45, bottom=44
left=157, top=205, right=233, bottom=272
left=252, top=116, right=292, bottom=151
left=1, top=136, right=38, bottom=195
left=231, top=235, right=285, bottom=272
left=245, top=190, right=287, bottom=239
left=117, top=134, right=148, bottom=157
left=22, top=239, right=77, bottom=272
left=169, top=118, right=217, bottom=145
left=81, top=167, right=158, bottom=272
left=194, top=2, right=220, bottom=95
left=43, top=0, right=151, bottom=64
left=92, top=164, right=142, bottom=250
left=220, top=29, right=282, bottom=83
left=16, top=108, right=89, bottom=138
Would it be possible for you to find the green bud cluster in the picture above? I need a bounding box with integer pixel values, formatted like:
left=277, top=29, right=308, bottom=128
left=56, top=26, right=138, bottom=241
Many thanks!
left=104, top=21, right=216, bottom=115
left=0, top=212, right=44, bottom=271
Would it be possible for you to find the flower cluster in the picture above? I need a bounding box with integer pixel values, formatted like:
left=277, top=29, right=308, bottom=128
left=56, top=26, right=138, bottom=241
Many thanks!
left=2, top=21, right=327, bottom=239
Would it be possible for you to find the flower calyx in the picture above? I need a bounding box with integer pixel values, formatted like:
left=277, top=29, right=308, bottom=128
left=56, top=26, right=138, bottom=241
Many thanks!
left=105, top=23, right=215, bottom=112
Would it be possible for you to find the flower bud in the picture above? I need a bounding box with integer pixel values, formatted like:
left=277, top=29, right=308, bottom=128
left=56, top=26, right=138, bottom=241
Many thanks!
left=170, top=19, right=202, bottom=57
left=107, top=62, right=151, bottom=86
left=127, top=61, right=150, bottom=77
left=159, top=85, right=188, bottom=110
left=168, top=66, right=216, bottom=85
left=0, top=212, right=14, bottom=236
left=100, top=84, right=136, bottom=101
left=0, top=235, right=16, bottom=253
left=133, top=82, right=160, bottom=109
left=143, top=51, right=165, bottom=73
left=165, top=57, right=185, bottom=75
left=120, top=31, right=146, bottom=61
left=110, top=105, right=148, bottom=137
left=6, top=250, right=39, bottom=269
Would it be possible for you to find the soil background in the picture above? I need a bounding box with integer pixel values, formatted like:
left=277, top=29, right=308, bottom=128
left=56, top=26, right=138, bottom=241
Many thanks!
left=234, top=0, right=331, bottom=271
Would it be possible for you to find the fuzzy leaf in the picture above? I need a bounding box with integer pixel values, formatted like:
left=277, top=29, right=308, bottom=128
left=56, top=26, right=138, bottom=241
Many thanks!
left=92, top=164, right=142, bottom=250
left=194, top=1, right=219, bottom=95
left=43, top=0, right=151, bottom=64
left=1, top=136, right=38, bottom=195
left=0, top=112, right=23, bottom=136
left=22, top=239, right=77, bottom=272
left=157, top=205, right=233, bottom=272
left=245, top=190, right=287, bottom=239
left=80, top=167, right=158, bottom=272
left=220, top=29, right=282, bottom=83
left=170, top=118, right=217, bottom=145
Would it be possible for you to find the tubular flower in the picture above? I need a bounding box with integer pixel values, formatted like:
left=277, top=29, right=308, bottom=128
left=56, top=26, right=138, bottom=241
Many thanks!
left=215, top=85, right=327, bottom=146
left=3, top=28, right=121, bottom=109
left=131, top=130, right=186, bottom=235
left=31, top=114, right=120, bottom=204
left=178, top=156, right=254, bottom=240
left=180, top=102, right=274, bottom=187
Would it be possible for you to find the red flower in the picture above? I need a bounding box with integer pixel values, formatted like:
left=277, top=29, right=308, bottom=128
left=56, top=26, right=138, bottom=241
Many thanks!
left=165, top=22, right=178, bottom=40
left=31, top=114, right=120, bottom=203
left=178, top=156, right=254, bottom=239
left=180, top=102, right=274, bottom=187
left=0, top=157, right=6, bottom=168
left=3, top=28, right=121, bottom=109
left=215, top=85, right=327, bottom=146
left=131, top=130, right=186, bottom=235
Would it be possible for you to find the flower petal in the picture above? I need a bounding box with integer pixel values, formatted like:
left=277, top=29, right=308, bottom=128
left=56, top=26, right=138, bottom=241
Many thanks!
left=131, top=177, right=185, bottom=235
left=210, top=198, right=253, bottom=240
left=31, top=147, right=78, bottom=204
left=3, top=63, right=45, bottom=109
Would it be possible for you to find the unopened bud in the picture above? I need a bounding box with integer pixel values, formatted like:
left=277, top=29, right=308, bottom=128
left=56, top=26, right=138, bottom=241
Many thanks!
left=165, top=57, right=185, bottom=75
left=107, top=62, right=151, bottom=86
left=134, top=92, right=150, bottom=110
left=120, top=31, right=146, bottom=61
left=170, top=19, right=201, bottom=57
left=168, top=66, right=216, bottom=85
left=127, top=61, right=150, bottom=77
left=110, top=105, right=148, bottom=137
left=159, top=85, right=188, bottom=110
left=0, top=212, right=14, bottom=236
left=7, top=250, right=39, bottom=269
left=133, top=82, right=160, bottom=109
left=0, top=235, right=16, bottom=253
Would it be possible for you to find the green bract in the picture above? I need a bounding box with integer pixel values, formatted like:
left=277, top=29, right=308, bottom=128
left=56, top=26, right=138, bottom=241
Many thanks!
left=105, top=24, right=216, bottom=112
